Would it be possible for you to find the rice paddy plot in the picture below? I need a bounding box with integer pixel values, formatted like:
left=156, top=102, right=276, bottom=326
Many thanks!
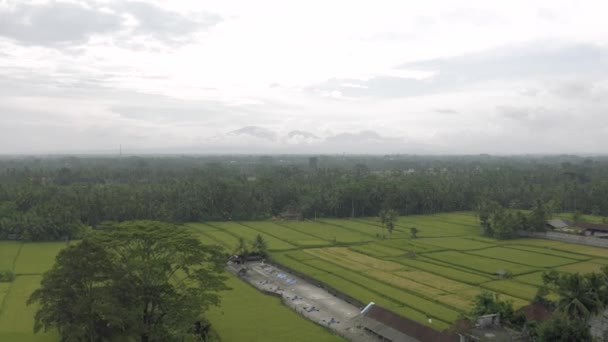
left=389, top=256, right=492, bottom=284
left=241, top=221, right=329, bottom=247
left=481, top=280, right=538, bottom=301
left=433, top=212, right=480, bottom=225
left=319, top=219, right=389, bottom=238
left=376, top=238, right=445, bottom=253
left=414, top=237, right=495, bottom=251
left=366, top=270, right=447, bottom=298
left=0, top=283, right=10, bottom=310
left=201, top=228, right=241, bottom=249
left=282, top=221, right=371, bottom=243
left=303, top=249, right=373, bottom=272
left=14, top=242, right=67, bottom=275
left=548, top=243, right=608, bottom=259
left=300, top=259, right=461, bottom=324
left=436, top=294, right=475, bottom=312
left=393, top=270, right=479, bottom=294
left=514, top=272, right=545, bottom=286
left=0, top=276, right=44, bottom=333
left=0, top=242, right=21, bottom=271
left=210, top=222, right=295, bottom=250
left=557, top=261, right=606, bottom=274
left=467, top=247, right=576, bottom=268
left=396, top=215, right=478, bottom=235
left=306, top=247, right=404, bottom=272
left=271, top=253, right=327, bottom=277
left=282, top=250, right=318, bottom=261
left=424, top=251, right=537, bottom=276
left=502, top=245, right=590, bottom=261
left=349, top=242, right=406, bottom=258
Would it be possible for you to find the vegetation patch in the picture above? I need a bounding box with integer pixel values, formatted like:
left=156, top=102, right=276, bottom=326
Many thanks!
left=349, top=242, right=406, bottom=257
left=557, top=261, right=606, bottom=274
left=467, top=247, right=576, bottom=267
left=306, top=247, right=403, bottom=271
left=14, top=243, right=67, bottom=275
left=502, top=245, right=590, bottom=261
left=389, top=256, right=492, bottom=284
left=414, top=237, right=494, bottom=251
left=206, top=275, right=343, bottom=342
left=424, top=250, right=537, bottom=275
left=0, top=242, right=20, bottom=271
left=481, top=280, right=538, bottom=301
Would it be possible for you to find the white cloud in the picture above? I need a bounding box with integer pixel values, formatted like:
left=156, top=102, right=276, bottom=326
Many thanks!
left=1, top=0, right=608, bottom=153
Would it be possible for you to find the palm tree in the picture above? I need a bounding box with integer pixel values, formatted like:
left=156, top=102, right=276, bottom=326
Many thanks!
left=553, top=273, right=605, bottom=320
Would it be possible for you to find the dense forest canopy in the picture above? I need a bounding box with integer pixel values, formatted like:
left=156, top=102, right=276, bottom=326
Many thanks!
left=1, top=154, right=607, bottom=241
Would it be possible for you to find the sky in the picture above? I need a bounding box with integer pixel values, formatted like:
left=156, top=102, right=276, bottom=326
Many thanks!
left=1, top=0, right=608, bottom=154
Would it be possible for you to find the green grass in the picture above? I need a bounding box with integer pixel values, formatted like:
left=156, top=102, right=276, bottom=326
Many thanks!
left=389, top=256, right=492, bottom=284
left=481, top=280, right=539, bottom=301
left=206, top=275, right=343, bottom=342
left=0, top=242, right=21, bottom=271
left=240, top=221, right=330, bottom=247
left=424, top=251, right=537, bottom=275
left=298, top=258, right=461, bottom=324
left=514, top=272, right=545, bottom=286
left=349, top=242, right=407, bottom=257
left=467, top=247, right=577, bottom=268
left=414, top=237, right=494, bottom=251
left=14, top=243, right=67, bottom=275
left=0, top=275, right=57, bottom=342
left=209, top=222, right=295, bottom=251
left=557, top=261, right=607, bottom=274
left=502, top=245, right=590, bottom=261
left=281, top=221, right=371, bottom=243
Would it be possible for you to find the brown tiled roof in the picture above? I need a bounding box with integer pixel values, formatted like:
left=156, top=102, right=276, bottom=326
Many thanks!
left=366, top=305, right=459, bottom=342
left=576, top=222, right=608, bottom=232
left=523, top=302, right=553, bottom=322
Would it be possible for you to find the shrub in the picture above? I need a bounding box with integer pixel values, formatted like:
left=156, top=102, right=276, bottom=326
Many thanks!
left=0, top=270, right=15, bottom=282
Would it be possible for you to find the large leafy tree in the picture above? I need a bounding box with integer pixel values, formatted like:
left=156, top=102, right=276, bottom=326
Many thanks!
left=28, top=239, right=121, bottom=342
left=29, top=221, right=229, bottom=342
left=537, top=313, right=592, bottom=342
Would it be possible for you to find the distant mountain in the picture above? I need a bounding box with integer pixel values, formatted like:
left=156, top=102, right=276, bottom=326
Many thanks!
left=227, top=126, right=277, bottom=141
left=326, top=130, right=385, bottom=143
left=287, top=130, right=319, bottom=139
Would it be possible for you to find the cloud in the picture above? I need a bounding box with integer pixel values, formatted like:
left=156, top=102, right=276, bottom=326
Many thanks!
left=0, top=1, right=122, bottom=46
left=228, top=126, right=277, bottom=141
left=434, top=109, right=459, bottom=114
left=0, top=0, right=222, bottom=47
left=311, top=42, right=608, bottom=99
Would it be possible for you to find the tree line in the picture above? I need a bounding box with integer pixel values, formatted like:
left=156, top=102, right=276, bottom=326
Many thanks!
left=1, top=155, right=608, bottom=240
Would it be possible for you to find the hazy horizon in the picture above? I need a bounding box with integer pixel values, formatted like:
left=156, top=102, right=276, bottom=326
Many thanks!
left=1, top=0, right=607, bottom=154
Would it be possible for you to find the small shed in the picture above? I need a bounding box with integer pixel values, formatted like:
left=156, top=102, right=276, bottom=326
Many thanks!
left=546, top=218, right=572, bottom=230
left=495, top=270, right=509, bottom=278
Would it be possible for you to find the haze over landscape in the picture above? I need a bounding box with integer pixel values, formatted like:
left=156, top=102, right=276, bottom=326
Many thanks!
left=1, top=0, right=608, bottom=154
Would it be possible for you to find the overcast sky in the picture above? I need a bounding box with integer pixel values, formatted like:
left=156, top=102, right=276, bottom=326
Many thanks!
left=1, top=0, right=607, bottom=154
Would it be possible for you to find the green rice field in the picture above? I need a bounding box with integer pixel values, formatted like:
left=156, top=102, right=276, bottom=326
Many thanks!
left=3, top=212, right=608, bottom=339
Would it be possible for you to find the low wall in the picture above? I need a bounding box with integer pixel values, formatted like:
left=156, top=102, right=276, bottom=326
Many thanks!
left=519, top=231, right=608, bottom=248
